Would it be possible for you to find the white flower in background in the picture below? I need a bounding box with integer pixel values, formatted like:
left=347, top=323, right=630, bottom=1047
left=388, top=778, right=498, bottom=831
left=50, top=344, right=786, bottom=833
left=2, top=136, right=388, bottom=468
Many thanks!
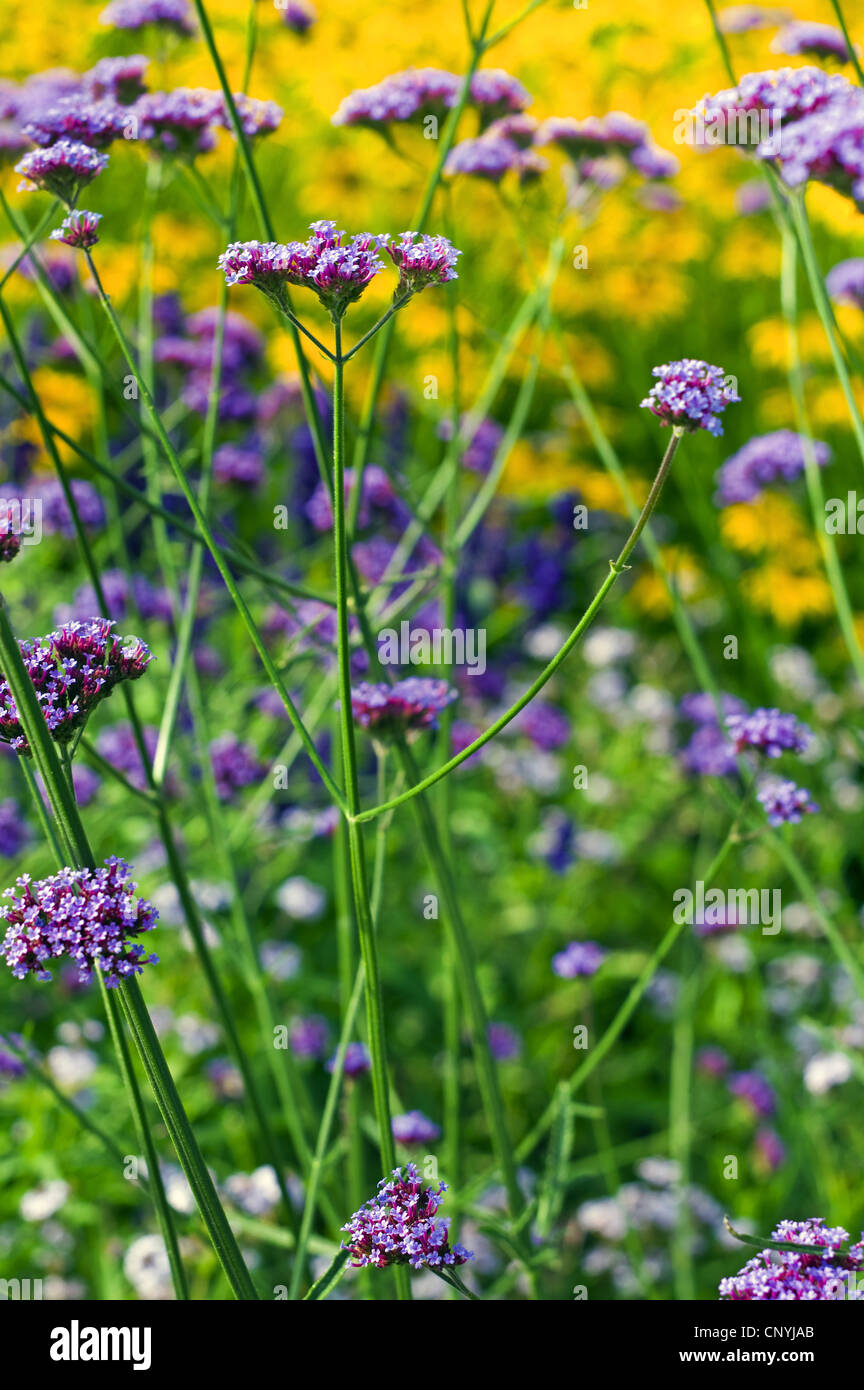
left=20, top=1179, right=70, bottom=1222
left=583, top=627, right=636, bottom=667
left=804, top=1051, right=853, bottom=1096
left=47, top=1046, right=98, bottom=1089
left=524, top=622, right=568, bottom=661
left=259, top=941, right=302, bottom=981
left=223, top=1165, right=281, bottom=1216
left=124, top=1234, right=173, bottom=1300
left=176, top=1014, right=220, bottom=1055
left=276, top=876, right=326, bottom=920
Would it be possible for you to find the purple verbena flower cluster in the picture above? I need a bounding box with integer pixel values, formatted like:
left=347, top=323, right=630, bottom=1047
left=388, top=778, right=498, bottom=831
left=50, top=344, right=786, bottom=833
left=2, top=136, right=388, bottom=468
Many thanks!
left=350, top=678, right=458, bottom=736
left=720, top=1218, right=864, bottom=1300
left=15, top=140, right=108, bottom=202
left=826, top=257, right=864, bottom=307
left=384, top=232, right=461, bottom=299
left=771, top=22, right=857, bottom=64
left=0, top=619, right=153, bottom=754
left=208, top=733, right=264, bottom=800
left=50, top=209, right=102, bottom=251
left=725, top=707, right=811, bottom=758
left=714, top=430, right=831, bottom=505
left=332, top=67, right=530, bottom=130
left=641, top=360, right=740, bottom=436
left=756, top=778, right=819, bottom=827
left=0, top=800, right=32, bottom=858
left=728, top=1069, right=776, bottom=1118
left=341, top=1163, right=473, bottom=1270
left=0, top=857, right=159, bottom=987
left=99, top=0, right=196, bottom=35
left=392, top=1110, right=440, bottom=1145
left=552, top=940, right=606, bottom=978
left=329, top=1041, right=370, bottom=1077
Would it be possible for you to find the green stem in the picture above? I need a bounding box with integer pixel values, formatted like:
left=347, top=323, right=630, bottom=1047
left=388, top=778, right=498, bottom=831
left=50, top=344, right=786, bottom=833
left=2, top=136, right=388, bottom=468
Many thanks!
left=356, top=429, right=685, bottom=821
left=828, top=0, right=864, bottom=85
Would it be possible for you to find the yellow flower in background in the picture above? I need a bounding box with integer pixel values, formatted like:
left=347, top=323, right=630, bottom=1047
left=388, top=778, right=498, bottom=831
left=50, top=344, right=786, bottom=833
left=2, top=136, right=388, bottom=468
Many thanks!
left=16, top=368, right=96, bottom=464
left=628, top=546, right=709, bottom=617
left=744, top=566, right=834, bottom=624
left=720, top=496, right=810, bottom=555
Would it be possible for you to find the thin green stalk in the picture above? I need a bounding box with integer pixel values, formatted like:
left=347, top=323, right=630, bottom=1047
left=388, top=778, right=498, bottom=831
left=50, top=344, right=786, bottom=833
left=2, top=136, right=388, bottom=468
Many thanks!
left=828, top=0, right=864, bottom=85
left=0, top=596, right=256, bottom=1299
left=788, top=193, right=864, bottom=475
left=81, top=248, right=347, bottom=811
left=331, top=319, right=410, bottom=1300
left=780, top=220, right=864, bottom=689
left=356, top=429, right=686, bottom=821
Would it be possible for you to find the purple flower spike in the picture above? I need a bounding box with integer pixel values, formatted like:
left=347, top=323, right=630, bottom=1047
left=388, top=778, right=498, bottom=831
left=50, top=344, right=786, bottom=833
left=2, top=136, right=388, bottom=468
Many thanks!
left=350, top=678, right=458, bottom=737
left=84, top=54, right=150, bottom=105
left=23, top=98, right=129, bottom=150
left=279, top=1, right=317, bottom=34
left=342, top=1163, right=473, bottom=1271
left=725, top=707, right=811, bottom=758
left=51, top=210, right=102, bottom=251
left=15, top=140, right=108, bottom=203
left=0, top=515, right=21, bottom=565
left=641, top=359, right=740, bottom=436
left=714, top=430, right=831, bottom=505
left=0, top=618, right=153, bottom=755
left=757, top=779, right=819, bottom=826
left=771, top=21, right=858, bottom=65
left=392, top=1110, right=440, bottom=1146
left=0, top=857, right=159, bottom=988
left=720, top=1218, right=864, bottom=1300
left=728, top=1070, right=776, bottom=1118
left=100, top=0, right=196, bottom=36
left=289, top=1015, right=329, bottom=1060
left=552, top=940, right=606, bottom=979
left=384, top=231, right=461, bottom=299
left=826, top=258, right=864, bottom=308
left=328, top=1042, right=370, bottom=1077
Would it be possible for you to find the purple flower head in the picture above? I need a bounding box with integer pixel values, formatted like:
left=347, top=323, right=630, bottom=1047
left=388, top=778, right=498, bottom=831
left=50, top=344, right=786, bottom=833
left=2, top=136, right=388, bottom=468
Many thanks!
left=229, top=93, right=284, bottom=139
left=279, top=1, right=317, bottom=35
left=208, top=733, right=264, bottom=800
left=444, top=135, right=547, bottom=182
left=97, top=721, right=180, bottom=796
left=306, top=464, right=396, bottom=531
left=728, top=1069, right=776, bottom=1118
left=553, top=940, right=606, bottom=979
left=15, top=140, right=108, bottom=203
left=765, top=85, right=864, bottom=208
left=84, top=55, right=150, bottom=105
left=679, top=691, right=747, bottom=725
left=213, top=440, right=265, bottom=487
left=23, top=98, right=129, bottom=150
left=696, top=1045, right=730, bottom=1077
left=328, top=1041, right=371, bottom=1077
left=694, top=67, right=851, bottom=148
left=469, top=69, right=532, bottom=125
left=0, top=514, right=22, bottom=565
left=100, top=0, right=196, bottom=36
left=392, top=1110, right=441, bottom=1146
left=715, top=430, right=831, bottom=505
left=488, top=1022, right=521, bottom=1061
left=133, top=88, right=225, bottom=159
left=513, top=701, right=569, bottom=751
left=757, top=778, right=818, bottom=827
left=694, top=904, right=740, bottom=938
left=342, top=1164, right=473, bottom=1270
left=539, top=111, right=647, bottom=158
left=720, top=1217, right=864, bottom=1300
left=0, top=857, right=159, bottom=987
left=440, top=414, right=503, bottom=473
left=350, top=679, right=458, bottom=738
left=383, top=232, right=461, bottom=299
left=641, top=359, right=740, bottom=436
left=332, top=68, right=462, bottom=128
left=0, top=619, right=153, bottom=755
left=0, top=800, right=31, bottom=857
left=771, top=22, right=857, bottom=64
left=826, top=257, right=864, bottom=308
left=680, top=723, right=738, bottom=777
left=754, top=1127, right=786, bottom=1173
left=220, top=223, right=387, bottom=318
left=717, top=6, right=790, bottom=34
left=725, top=707, right=811, bottom=758
left=289, top=1015, right=329, bottom=1060
left=736, top=178, right=772, bottom=215
left=50, top=210, right=102, bottom=251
